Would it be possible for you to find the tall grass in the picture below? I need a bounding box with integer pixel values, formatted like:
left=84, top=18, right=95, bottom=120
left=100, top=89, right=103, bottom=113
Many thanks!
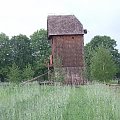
left=0, top=83, right=120, bottom=120
left=63, top=84, right=120, bottom=120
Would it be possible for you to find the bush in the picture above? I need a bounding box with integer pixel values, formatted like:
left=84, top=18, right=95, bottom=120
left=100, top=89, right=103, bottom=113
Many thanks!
left=22, top=64, right=34, bottom=81
left=7, top=63, right=21, bottom=83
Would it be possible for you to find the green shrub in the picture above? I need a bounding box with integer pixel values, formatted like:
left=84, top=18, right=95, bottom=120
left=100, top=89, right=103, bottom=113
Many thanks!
left=7, top=63, right=21, bottom=83
left=22, top=64, right=34, bottom=81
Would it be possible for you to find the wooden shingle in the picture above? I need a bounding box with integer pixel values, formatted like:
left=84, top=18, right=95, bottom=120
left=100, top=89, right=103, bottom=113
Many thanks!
left=47, top=15, right=84, bottom=38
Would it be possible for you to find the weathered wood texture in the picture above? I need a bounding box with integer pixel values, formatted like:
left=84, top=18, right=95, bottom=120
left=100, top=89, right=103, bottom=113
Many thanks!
left=47, top=15, right=86, bottom=85
left=63, top=67, right=85, bottom=85
left=47, top=15, right=84, bottom=37
left=51, top=35, right=85, bottom=85
left=51, top=35, right=84, bottom=67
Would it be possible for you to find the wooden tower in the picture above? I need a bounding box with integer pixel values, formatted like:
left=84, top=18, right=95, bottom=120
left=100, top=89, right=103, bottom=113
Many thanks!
left=47, top=15, right=87, bottom=85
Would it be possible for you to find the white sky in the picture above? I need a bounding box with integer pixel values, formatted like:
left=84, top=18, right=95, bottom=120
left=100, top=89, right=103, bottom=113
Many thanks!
left=0, top=0, right=120, bottom=51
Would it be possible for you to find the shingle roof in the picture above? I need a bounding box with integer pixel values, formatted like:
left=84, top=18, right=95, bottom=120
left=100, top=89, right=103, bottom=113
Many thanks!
left=47, top=15, right=84, bottom=38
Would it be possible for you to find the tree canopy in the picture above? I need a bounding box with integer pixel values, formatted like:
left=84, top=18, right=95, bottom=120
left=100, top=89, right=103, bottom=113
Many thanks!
left=85, top=35, right=120, bottom=81
left=10, top=34, right=33, bottom=69
left=90, top=47, right=117, bottom=82
left=30, top=29, right=51, bottom=77
left=0, top=29, right=51, bottom=82
left=0, top=32, right=120, bottom=83
left=0, top=33, right=10, bottom=81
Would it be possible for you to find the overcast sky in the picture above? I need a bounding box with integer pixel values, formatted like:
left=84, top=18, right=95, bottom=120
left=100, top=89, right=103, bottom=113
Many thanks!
left=0, top=0, right=120, bottom=51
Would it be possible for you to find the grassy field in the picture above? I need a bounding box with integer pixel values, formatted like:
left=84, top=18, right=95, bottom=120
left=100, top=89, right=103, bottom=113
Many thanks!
left=0, top=83, right=120, bottom=120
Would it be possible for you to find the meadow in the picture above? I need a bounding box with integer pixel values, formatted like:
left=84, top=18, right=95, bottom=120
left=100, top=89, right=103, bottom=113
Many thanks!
left=0, top=83, right=120, bottom=120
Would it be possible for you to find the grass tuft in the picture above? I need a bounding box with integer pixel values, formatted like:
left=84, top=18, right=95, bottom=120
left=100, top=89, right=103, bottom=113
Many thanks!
left=0, top=83, right=120, bottom=120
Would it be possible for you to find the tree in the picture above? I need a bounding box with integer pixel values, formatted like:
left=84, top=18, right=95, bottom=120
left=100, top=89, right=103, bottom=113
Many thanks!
left=7, top=63, right=21, bottom=83
left=0, top=33, right=11, bottom=81
left=90, top=47, right=117, bottom=82
left=22, top=64, right=34, bottom=81
left=10, top=34, right=33, bottom=70
left=84, top=43, right=93, bottom=80
left=0, top=29, right=51, bottom=82
left=85, top=35, right=120, bottom=80
left=30, top=29, right=51, bottom=77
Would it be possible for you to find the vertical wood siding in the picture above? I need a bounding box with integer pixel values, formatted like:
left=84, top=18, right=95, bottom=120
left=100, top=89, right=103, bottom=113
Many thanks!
left=52, top=35, right=84, bottom=67
left=50, top=35, right=85, bottom=84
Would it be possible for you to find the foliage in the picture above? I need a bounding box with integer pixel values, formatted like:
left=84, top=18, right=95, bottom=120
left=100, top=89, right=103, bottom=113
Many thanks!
left=22, top=64, right=34, bottom=81
left=7, top=63, right=21, bottom=83
left=54, top=68, right=65, bottom=82
left=0, top=29, right=51, bottom=82
left=0, top=33, right=11, bottom=81
left=10, top=34, right=33, bottom=69
left=53, top=57, right=65, bottom=82
left=1, top=31, right=119, bottom=83
left=0, top=33, right=10, bottom=66
left=90, top=47, right=118, bottom=82
left=30, top=29, right=51, bottom=77
left=30, top=29, right=50, bottom=63
left=84, top=35, right=120, bottom=81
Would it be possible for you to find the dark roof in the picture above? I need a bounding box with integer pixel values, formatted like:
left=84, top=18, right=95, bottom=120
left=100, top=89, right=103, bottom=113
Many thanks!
left=47, top=15, right=84, bottom=38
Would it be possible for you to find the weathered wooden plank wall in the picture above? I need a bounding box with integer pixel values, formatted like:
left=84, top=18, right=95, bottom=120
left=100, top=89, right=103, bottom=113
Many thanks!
left=63, top=67, right=85, bottom=85
left=50, top=35, right=85, bottom=84
left=52, top=35, right=84, bottom=67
